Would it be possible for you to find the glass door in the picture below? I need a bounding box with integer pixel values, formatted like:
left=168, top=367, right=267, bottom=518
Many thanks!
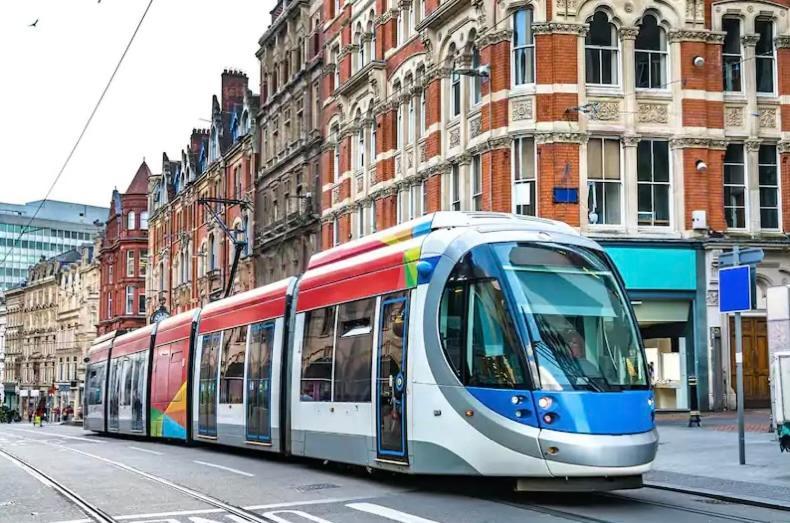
left=198, top=332, right=221, bottom=437
left=246, top=322, right=274, bottom=443
left=376, top=292, right=409, bottom=462
left=108, top=359, right=121, bottom=431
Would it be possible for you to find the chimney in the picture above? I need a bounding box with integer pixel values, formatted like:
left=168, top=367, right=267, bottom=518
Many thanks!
left=190, top=128, right=209, bottom=154
left=221, top=69, right=248, bottom=114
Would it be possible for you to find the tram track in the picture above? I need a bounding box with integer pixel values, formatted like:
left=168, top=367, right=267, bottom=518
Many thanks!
left=0, top=446, right=117, bottom=523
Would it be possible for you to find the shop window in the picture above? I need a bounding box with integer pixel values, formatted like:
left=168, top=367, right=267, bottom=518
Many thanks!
left=635, top=14, right=667, bottom=89
left=756, top=19, right=775, bottom=94
left=724, top=144, right=747, bottom=229
left=585, top=11, right=619, bottom=86
left=220, top=326, right=247, bottom=404
left=471, top=155, right=483, bottom=211
left=722, top=18, right=742, bottom=92
left=587, top=137, right=622, bottom=225
left=637, top=140, right=670, bottom=226
left=758, top=144, right=779, bottom=230
left=512, top=8, right=535, bottom=86
left=451, top=164, right=461, bottom=211
left=513, top=137, right=536, bottom=216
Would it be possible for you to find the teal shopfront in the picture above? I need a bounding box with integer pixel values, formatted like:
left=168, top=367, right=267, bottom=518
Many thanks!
left=604, top=243, right=707, bottom=411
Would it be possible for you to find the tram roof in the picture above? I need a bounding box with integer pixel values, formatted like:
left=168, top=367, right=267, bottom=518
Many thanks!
left=112, top=324, right=155, bottom=358
left=198, top=278, right=293, bottom=334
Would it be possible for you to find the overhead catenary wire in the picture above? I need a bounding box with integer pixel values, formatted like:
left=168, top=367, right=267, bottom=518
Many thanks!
left=0, top=0, right=155, bottom=274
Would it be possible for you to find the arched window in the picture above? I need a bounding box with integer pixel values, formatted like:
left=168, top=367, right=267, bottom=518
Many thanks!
left=370, top=19, right=377, bottom=60
left=722, top=18, right=742, bottom=92
left=756, top=18, right=775, bottom=94
left=635, top=14, right=667, bottom=89
left=356, top=24, right=365, bottom=70
left=127, top=211, right=136, bottom=230
left=585, top=11, right=619, bottom=86
left=512, top=8, right=535, bottom=86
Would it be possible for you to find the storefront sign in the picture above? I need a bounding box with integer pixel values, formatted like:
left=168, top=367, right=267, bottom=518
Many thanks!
left=605, top=247, right=696, bottom=291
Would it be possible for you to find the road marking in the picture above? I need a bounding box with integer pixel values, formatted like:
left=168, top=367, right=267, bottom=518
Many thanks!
left=193, top=460, right=254, bottom=477
left=129, top=446, right=163, bottom=456
left=347, top=503, right=440, bottom=523
left=10, top=428, right=104, bottom=444
left=262, top=510, right=336, bottom=523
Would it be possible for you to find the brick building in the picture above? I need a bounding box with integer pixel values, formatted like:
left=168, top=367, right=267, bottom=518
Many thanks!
left=148, top=71, right=258, bottom=315
left=98, top=162, right=150, bottom=335
left=255, top=0, right=324, bottom=285
left=317, top=0, right=790, bottom=411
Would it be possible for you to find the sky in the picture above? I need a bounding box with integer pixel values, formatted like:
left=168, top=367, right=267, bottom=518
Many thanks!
left=0, top=0, right=275, bottom=208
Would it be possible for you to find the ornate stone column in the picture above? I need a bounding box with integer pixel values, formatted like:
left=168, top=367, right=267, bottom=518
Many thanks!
left=623, top=135, right=641, bottom=234
left=619, top=27, right=639, bottom=131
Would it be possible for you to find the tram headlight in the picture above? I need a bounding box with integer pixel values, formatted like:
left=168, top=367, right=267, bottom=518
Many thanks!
left=537, top=397, right=553, bottom=410
left=511, top=395, right=525, bottom=405
left=542, top=413, right=555, bottom=424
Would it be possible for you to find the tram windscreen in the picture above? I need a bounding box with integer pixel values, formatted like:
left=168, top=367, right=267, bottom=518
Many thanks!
left=494, top=243, right=647, bottom=392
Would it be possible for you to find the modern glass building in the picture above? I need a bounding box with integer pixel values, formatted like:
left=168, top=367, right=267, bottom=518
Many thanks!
left=0, top=200, right=108, bottom=291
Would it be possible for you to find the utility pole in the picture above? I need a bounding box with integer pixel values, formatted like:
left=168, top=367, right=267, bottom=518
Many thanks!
left=197, top=197, right=250, bottom=299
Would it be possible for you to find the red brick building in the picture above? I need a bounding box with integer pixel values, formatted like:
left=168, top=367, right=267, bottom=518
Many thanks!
left=317, top=0, right=790, bottom=411
left=147, top=71, right=258, bottom=316
left=97, top=162, right=150, bottom=335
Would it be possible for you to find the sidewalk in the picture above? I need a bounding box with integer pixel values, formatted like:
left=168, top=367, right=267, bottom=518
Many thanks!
left=646, top=410, right=790, bottom=508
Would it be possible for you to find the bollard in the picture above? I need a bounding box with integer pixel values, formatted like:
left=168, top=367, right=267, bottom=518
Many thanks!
left=688, top=375, right=702, bottom=427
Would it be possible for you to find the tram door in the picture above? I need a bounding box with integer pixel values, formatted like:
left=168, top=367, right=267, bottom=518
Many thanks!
left=198, top=332, right=221, bottom=437
left=108, top=359, right=121, bottom=431
left=376, top=292, right=409, bottom=462
left=246, top=322, right=274, bottom=443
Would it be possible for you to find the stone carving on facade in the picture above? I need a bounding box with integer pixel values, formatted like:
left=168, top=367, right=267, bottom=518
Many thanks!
left=449, top=127, right=461, bottom=147
left=356, top=174, right=364, bottom=193
left=778, top=141, right=790, bottom=154
left=706, top=290, right=719, bottom=306
left=511, top=100, right=533, bottom=121
left=395, top=156, right=401, bottom=175
left=724, top=106, right=744, bottom=127
left=476, top=29, right=513, bottom=47
left=776, top=35, right=790, bottom=49
left=622, top=135, right=641, bottom=147
left=745, top=139, right=762, bottom=152
left=590, top=100, right=620, bottom=121
left=619, top=26, right=639, bottom=40
left=758, top=107, right=777, bottom=128
left=419, top=142, right=427, bottom=163
left=670, top=137, right=715, bottom=149
left=331, top=184, right=341, bottom=206
left=369, top=168, right=378, bottom=186
left=685, top=0, right=705, bottom=23
left=668, top=29, right=711, bottom=43
left=555, top=0, right=578, bottom=16
left=407, top=152, right=413, bottom=168
left=470, top=117, right=482, bottom=138
left=637, top=103, right=668, bottom=123
left=532, top=22, right=588, bottom=36
left=741, top=34, right=759, bottom=47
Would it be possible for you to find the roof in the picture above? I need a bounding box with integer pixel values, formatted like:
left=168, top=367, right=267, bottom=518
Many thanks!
left=125, top=161, right=152, bottom=194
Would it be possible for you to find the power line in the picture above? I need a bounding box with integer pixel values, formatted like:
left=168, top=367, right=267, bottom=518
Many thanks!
left=0, top=0, right=155, bottom=275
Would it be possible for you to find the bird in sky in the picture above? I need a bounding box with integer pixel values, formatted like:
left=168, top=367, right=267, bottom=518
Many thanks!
left=29, top=19, right=39, bottom=27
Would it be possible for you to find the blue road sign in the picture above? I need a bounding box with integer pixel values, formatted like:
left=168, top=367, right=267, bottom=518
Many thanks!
left=720, top=265, right=752, bottom=313
left=719, top=248, right=764, bottom=267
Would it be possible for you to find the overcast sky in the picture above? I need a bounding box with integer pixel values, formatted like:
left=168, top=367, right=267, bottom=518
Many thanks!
left=0, top=0, right=275, bottom=208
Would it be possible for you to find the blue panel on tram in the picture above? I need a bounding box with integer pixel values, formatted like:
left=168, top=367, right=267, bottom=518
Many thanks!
left=466, top=387, right=540, bottom=427
left=532, top=390, right=655, bottom=435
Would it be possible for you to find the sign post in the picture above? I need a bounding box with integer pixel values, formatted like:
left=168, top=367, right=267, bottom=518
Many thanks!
left=719, top=246, right=763, bottom=465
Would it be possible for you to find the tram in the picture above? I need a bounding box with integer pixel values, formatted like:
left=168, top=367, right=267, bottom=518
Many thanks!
left=84, top=212, right=658, bottom=490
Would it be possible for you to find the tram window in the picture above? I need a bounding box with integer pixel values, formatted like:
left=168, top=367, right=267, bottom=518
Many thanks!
left=220, top=326, right=247, bottom=404
left=439, top=249, right=529, bottom=389
left=301, top=307, right=335, bottom=401
left=334, top=298, right=374, bottom=402
left=87, top=363, right=106, bottom=405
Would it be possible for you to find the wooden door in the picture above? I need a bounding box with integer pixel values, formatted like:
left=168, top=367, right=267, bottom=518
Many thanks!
left=729, top=317, right=770, bottom=407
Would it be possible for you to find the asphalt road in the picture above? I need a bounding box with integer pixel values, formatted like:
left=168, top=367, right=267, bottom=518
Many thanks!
left=0, top=423, right=787, bottom=523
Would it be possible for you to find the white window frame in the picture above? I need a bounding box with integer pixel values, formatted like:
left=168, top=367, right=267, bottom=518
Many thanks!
left=126, top=250, right=135, bottom=277
left=356, top=126, right=365, bottom=170
left=634, top=15, right=668, bottom=90
left=722, top=17, right=742, bottom=93
left=587, top=137, right=624, bottom=226
left=396, top=188, right=404, bottom=224
left=755, top=18, right=776, bottom=96
left=636, top=139, right=672, bottom=227
left=127, top=211, right=136, bottom=230
left=471, top=155, right=483, bottom=211
left=140, top=211, right=149, bottom=230
left=396, top=103, right=403, bottom=148
left=450, top=164, right=461, bottom=211
left=512, top=8, right=535, bottom=87
left=407, top=96, right=415, bottom=145
left=420, top=180, right=427, bottom=215
left=758, top=144, right=780, bottom=231
left=332, top=217, right=339, bottom=246
left=585, top=12, right=621, bottom=87
left=370, top=118, right=377, bottom=163
left=125, top=286, right=134, bottom=315
left=357, top=205, right=365, bottom=238
left=451, top=70, right=461, bottom=117
left=724, top=143, right=748, bottom=230
left=512, top=136, right=537, bottom=216
left=369, top=200, right=377, bottom=233
left=419, top=89, right=427, bottom=137
left=332, top=128, right=340, bottom=182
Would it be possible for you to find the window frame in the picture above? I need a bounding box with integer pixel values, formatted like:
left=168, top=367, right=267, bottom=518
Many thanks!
left=722, top=17, right=743, bottom=93
left=587, top=137, right=624, bottom=226
left=512, top=8, right=535, bottom=87
left=127, top=211, right=136, bottom=231
left=755, top=18, right=776, bottom=96
left=125, top=285, right=134, bottom=315
left=758, top=144, right=780, bottom=231
left=451, top=69, right=461, bottom=118
left=126, top=250, right=135, bottom=277
left=634, top=14, right=668, bottom=90
left=585, top=11, right=621, bottom=87
left=451, top=164, right=461, bottom=211
left=724, top=143, right=748, bottom=230
left=512, top=136, right=537, bottom=216
left=636, top=139, right=672, bottom=227
left=471, top=155, right=483, bottom=211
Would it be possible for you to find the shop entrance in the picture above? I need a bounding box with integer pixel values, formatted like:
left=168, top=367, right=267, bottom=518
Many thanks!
left=729, top=316, right=770, bottom=408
